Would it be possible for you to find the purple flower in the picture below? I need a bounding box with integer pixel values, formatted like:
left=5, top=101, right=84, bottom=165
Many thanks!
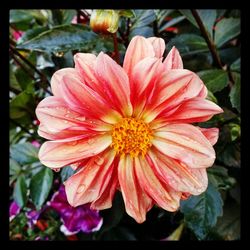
left=25, top=209, right=42, bottom=228
left=49, top=185, right=103, bottom=235
left=9, top=201, right=21, bottom=221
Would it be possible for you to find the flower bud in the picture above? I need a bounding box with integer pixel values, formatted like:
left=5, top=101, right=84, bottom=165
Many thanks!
left=90, top=10, right=119, bottom=34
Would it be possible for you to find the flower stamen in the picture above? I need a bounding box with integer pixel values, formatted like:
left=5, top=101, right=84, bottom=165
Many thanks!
left=111, top=118, right=153, bottom=157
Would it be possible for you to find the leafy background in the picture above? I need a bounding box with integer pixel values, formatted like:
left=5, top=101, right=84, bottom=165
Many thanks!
left=9, top=9, right=240, bottom=240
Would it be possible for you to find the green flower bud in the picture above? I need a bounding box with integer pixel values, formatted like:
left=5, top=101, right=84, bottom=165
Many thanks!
left=90, top=10, right=120, bottom=34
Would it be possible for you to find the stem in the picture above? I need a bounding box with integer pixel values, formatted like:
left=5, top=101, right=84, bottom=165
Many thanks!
left=10, top=51, right=37, bottom=81
left=9, top=44, right=53, bottom=95
left=191, top=9, right=235, bottom=87
left=10, top=45, right=45, bottom=79
left=112, top=32, right=120, bottom=64
left=191, top=9, right=223, bottom=69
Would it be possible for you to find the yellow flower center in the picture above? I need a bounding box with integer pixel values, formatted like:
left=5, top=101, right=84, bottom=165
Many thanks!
left=111, top=118, right=153, bottom=157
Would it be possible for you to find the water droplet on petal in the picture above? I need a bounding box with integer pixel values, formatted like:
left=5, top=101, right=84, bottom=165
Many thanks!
left=94, top=156, right=104, bottom=166
left=76, top=116, right=86, bottom=122
left=77, top=184, right=86, bottom=193
left=68, top=140, right=78, bottom=146
left=88, top=138, right=95, bottom=145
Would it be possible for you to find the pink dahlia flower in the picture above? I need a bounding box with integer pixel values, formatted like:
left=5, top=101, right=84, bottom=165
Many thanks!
left=36, top=36, right=223, bottom=223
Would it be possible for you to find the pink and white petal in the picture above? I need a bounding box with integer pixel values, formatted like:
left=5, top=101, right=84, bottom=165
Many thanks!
left=118, top=155, right=153, bottom=223
left=147, top=37, right=165, bottom=58
left=50, top=68, right=78, bottom=97
left=163, top=46, right=183, bottom=70
left=130, top=57, right=164, bottom=114
left=163, top=98, right=223, bottom=123
left=74, top=53, right=106, bottom=95
left=36, top=96, right=112, bottom=136
left=95, top=52, right=133, bottom=117
left=152, top=123, right=216, bottom=169
left=56, top=71, right=122, bottom=124
left=37, top=124, right=96, bottom=141
left=198, top=127, right=219, bottom=146
left=39, top=134, right=112, bottom=169
left=65, top=149, right=116, bottom=207
left=90, top=158, right=119, bottom=210
left=198, top=84, right=208, bottom=98
left=123, top=36, right=155, bottom=77
left=147, top=150, right=208, bottom=195
left=141, top=69, right=196, bottom=122
left=134, top=156, right=181, bottom=212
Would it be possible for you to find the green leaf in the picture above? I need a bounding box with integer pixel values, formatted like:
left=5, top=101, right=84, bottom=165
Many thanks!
left=10, top=64, right=22, bottom=92
left=130, top=10, right=156, bottom=38
left=10, top=10, right=34, bottom=24
left=230, top=58, right=240, bottom=72
left=166, top=34, right=208, bottom=56
left=155, top=9, right=175, bottom=26
left=208, top=165, right=236, bottom=190
left=18, top=27, right=49, bottom=44
left=214, top=18, right=240, bottom=48
left=10, top=90, right=35, bottom=119
left=10, top=159, right=21, bottom=176
left=197, top=10, right=217, bottom=38
left=119, top=9, right=136, bottom=18
left=229, top=73, right=240, bottom=112
left=60, top=166, right=75, bottom=182
left=179, top=9, right=198, bottom=27
left=17, top=24, right=98, bottom=53
left=62, top=10, right=77, bottom=24
left=159, top=16, right=186, bottom=33
left=10, top=142, right=39, bottom=165
left=206, top=90, right=218, bottom=104
left=198, top=69, right=229, bottom=93
left=13, top=174, right=28, bottom=208
left=214, top=201, right=240, bottom=240
left=228, top=122, right=241, bottom=141
left=132, top=9, right=156, bottom=28
left=30, top=167, right=53, bottom=209
left=180, top=183, right=223, bottom=240
left=218, top=141, right=241, bottom=168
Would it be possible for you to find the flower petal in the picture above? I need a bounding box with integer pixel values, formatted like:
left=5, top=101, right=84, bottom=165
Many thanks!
left=148, top=149, right=208, bottom=195
left=152, top=123, right=216, bottom=168
left=163, top=98, right=223, bottom=123
left=36, top=96, right=112, bottom=140
left=123, top=36, right=155, bottom=77
left=118, top=155, right=153, bottom=223
left=39, top=134, right=112, bottom=169
left=130, top=57, right=165, bottom=115
left=163, top=46, right=183, bottom=70
left=74, top=53, right=107, bottom=97
left=54, top=69, right=122, bottom=124
left=198, top=127, right=219, bottom=146
left=51, top=68, right=77, bottom=97
left=95, top=52, right=133, bottom=117
left=142, top=69, right=202, bottom=122
left=65, top=150, right=116, bottom=207
left=147, top=37, right=165, bottom=58
left=134, top=156, right=181, bottom=211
